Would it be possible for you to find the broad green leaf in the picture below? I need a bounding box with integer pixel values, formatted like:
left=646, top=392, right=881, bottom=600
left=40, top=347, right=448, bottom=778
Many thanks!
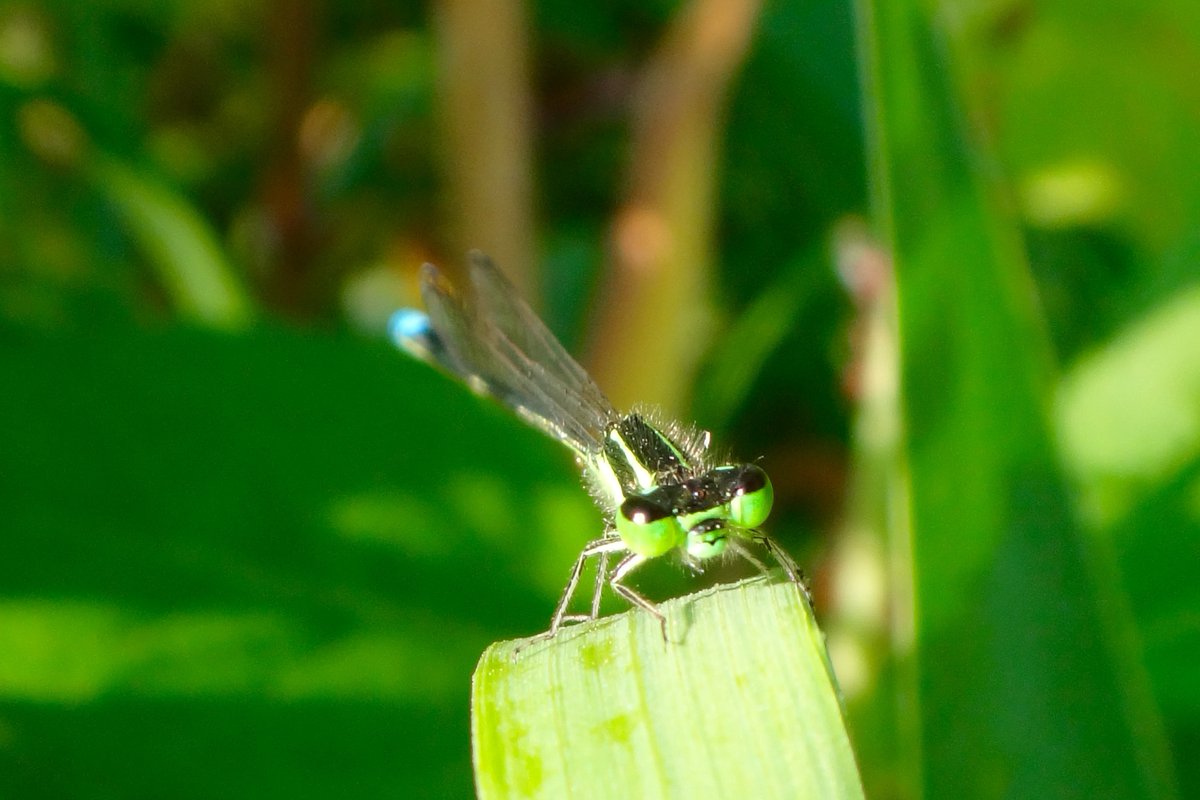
left=0, top=323, right=592, bottom=798
left=473, top=576, right=864, bottom=799
left=1108, top=455, right=1200, bottom=763
left=1058, top=279, right=1200, bottom=795
left=1059, top=283, right=1200, bottom=523
left=855, top=0, right=1177, bottom=797
left=993, top=0, right=1200, bottom=258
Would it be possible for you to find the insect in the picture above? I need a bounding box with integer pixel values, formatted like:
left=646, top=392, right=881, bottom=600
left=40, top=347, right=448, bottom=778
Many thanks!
left=389, top=251, right=808, bottom=642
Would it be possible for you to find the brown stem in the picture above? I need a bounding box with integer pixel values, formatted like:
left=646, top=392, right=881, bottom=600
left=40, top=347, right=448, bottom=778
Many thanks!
left=586, top=0, right=763, bottom=415
left=261, top=0, right=320, bottom=317
left=431, top=0, right=537, bottom=302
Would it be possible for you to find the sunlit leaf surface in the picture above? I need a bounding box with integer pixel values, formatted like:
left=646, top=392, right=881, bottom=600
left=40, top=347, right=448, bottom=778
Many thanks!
left=474, top=577, right=864, bottom=800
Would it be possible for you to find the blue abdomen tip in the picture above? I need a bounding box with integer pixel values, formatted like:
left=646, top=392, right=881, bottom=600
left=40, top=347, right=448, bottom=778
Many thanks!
left=388, top=308, right=430, bottom=347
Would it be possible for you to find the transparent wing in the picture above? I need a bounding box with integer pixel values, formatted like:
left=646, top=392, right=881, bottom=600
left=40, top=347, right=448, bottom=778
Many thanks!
left=466, top=251, right=614, bottom=420
left=412, top=254, right=617, bottom=456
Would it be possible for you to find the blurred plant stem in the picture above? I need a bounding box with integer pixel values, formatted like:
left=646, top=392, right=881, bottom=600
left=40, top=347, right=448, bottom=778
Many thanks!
left=262, top=0, right=320, bottom=317
left=585, top=0, right=761, bottom=415
left=823, top=221, right=918, bottom=800
left=432, top=0, right=536, bottom=302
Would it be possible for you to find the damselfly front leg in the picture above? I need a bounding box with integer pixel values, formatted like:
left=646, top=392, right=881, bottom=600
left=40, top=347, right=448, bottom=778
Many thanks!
left=557, top=545, right=611, bottom=626
left=512, top=537, right=628, bottom=657
left=752, top=531, right=813, bottom=605
left=608, top=552, right=667, bottom=642
left=589, top=550, right=609, bottom=619
left=548, top=537, right=629, bottom=634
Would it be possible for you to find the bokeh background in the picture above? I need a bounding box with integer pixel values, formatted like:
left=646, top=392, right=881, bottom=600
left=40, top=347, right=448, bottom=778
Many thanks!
left=2, top=0, right=1198, bottom=798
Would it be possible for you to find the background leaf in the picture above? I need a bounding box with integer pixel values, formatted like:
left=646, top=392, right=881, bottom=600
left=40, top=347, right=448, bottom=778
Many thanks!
left=855, top=0, right=1177, bottom=796
left=0, top=323, right=593, bottom=798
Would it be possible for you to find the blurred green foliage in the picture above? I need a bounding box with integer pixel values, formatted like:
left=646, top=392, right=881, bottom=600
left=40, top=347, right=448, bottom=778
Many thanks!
left=1, top=0, right=1198, bottom=798
left=860, top=1, right=1179, bottom=796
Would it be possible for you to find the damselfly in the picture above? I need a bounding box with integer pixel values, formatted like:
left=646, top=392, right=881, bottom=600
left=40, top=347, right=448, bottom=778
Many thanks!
left=389, top=252, right=808, bottom=641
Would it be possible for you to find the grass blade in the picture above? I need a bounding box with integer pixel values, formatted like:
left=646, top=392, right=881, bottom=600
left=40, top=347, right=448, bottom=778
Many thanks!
left=472, top=576, right=864, bottom=799
left=855, top=0, right=1178, bottom=796
left=88, top=154, right=255, bottom=328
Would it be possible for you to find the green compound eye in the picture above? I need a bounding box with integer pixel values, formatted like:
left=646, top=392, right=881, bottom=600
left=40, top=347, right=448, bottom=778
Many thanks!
left=617, top=495, right=685, bottom=558
left=728, top=465, right=773, bottom=528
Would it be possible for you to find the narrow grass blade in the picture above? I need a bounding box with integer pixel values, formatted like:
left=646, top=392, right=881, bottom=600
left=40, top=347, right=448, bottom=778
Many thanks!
left=855, top=0, right=1178, bottom=796
left=692, top=249, right=824, bottom=431
left=472, top=576, right=865, bottom=800
left=88, top=154, right=255, bottom=328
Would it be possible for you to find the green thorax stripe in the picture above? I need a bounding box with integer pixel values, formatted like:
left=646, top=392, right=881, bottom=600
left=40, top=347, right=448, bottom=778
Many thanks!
left=602, top=414, right=692, bottom=493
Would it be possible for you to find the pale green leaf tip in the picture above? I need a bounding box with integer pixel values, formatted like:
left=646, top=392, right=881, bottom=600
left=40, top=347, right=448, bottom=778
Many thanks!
left=472, top=575, right=865, bottom=800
